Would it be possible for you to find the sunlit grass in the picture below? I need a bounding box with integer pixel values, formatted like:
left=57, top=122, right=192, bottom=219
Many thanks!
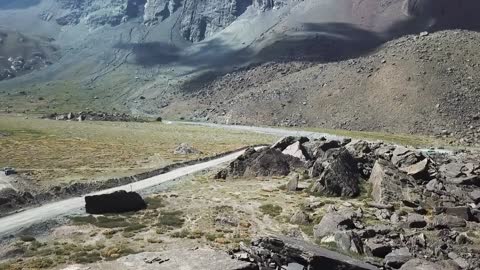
left=0, top=115, right=275, bottom=184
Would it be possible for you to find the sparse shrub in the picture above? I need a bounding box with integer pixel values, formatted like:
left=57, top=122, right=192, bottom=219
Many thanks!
left=124, top=223, right=147, bottom=232
left=170, top=229, right=190, bottom=238
left=145, top=196, right=166, bottom=209
left=259, top=204, right=282, bottom=217
left=158, top=210, right=184, bottom=228
left=19, top=235, right=36, bottom=242
left=24, top=258, right=54, bottom=269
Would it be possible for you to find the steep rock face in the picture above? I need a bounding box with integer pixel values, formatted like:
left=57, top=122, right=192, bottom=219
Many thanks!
left=55, top=0, right=146, bottom=27
left=143, top=0, right=181, bottom=23
left=143, top=0, right=289, bottom=42
left=180, top=0, right=253, bottom=42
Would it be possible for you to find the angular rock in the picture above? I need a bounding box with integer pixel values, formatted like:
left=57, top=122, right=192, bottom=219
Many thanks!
left=369, top=159, right=417, bottom=205
left=407, top=213, right=427, bottom=228
left=447, top=252, right=469, bottom=269
left=313, top=211, right=355, bottom=240
left=308, top=160, right=323, bottom=180
left=271, top=136, right=309, bottom=152
left=400, top=259, right=460, bottom=270
left=216, top=147, right=303, bottom=179
left=431, top=214, right=467, bottom=229
left=391, top=146, right=422, bottom=168
left=384, top=248, right=412, bottom=269
left=365, top=239, right=392, bottom=258
left=303, top=139, right=341, bottom=160
left=173, top=143, right=201, bottom=155
left=399, top=158, right=430, bottom=179
left=469, top=190, right=480, bottom=204
left=310, top=148, right=360, bottom=197
left=426, top=179, right=444, bottom=192
left=345, top=140, right=371, bottom=160
left=85, top=191, right=147, bottom=214
left=290, top=210, right=310, bottom=225
left=251, top=236, right=379, bottom=270
left=446, top=175, right=480, bottom=186
left=286, top=173, right=299, bottom=192
left=439, top=207, right=472, bottom=221
left=334, top=231, right=364, bottom=254
left=282, top=141, right=307, bottom=161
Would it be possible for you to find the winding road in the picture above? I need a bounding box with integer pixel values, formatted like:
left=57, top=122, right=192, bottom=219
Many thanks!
left=0, top=149, right=250, bottom=237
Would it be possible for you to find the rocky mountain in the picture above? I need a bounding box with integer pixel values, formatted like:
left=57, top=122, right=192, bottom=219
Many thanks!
left=0, top=0, right=479, bottom=143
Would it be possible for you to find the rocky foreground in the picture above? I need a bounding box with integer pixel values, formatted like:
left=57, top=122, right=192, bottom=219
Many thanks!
left=1, top=136, right=479, bottom=270
left=214, top=136, right=480, bottom=269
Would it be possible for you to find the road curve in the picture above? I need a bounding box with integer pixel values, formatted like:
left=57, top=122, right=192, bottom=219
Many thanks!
left=0, top=149, right=249, bottom=237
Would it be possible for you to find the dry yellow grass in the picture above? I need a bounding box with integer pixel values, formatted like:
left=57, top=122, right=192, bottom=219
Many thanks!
left=0, top=115, right=275, bottom=185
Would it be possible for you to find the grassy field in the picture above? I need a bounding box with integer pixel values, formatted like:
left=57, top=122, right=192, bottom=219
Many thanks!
left=0, top=115, right=275, bottom=185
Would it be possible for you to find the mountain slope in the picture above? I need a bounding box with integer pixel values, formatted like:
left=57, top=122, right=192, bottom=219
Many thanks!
left=0, top=0, right=479, bottom=144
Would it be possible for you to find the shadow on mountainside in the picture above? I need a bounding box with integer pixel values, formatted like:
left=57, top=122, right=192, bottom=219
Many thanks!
left=0, top=0, right=40, bottom=10
left=114, top=0, right=480, bottom=92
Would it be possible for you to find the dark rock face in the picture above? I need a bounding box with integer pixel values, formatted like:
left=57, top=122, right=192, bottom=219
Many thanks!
left=144, top=0, right=259, bottom=42
left=85, top=191, right=147, bottom=214
left=310, top=148, right=360, bottom=197
left=241, top=236, right=379, bottom=270
left=215, top=147, right=304, bottom=179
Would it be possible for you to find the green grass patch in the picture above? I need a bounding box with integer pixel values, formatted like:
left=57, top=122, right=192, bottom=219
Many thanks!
left=19, top=235, right=36, bottom=242
left=123, top=223, right=147, bottom=232
left=158, top=210, right=185, bottom=228
left=70, top=215, right=130, bottom=228
left=170, top=229, right=190, bottom=238
left=145, top=196, right=166, bottom=209
left=259, top=203, right=283, bottom=217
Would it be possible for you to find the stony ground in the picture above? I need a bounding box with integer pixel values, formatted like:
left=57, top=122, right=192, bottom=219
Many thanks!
left=1, top=136, right=479, bottom=269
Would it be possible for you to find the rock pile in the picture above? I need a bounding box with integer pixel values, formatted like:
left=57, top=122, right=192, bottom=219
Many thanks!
left=44, top=112, right=145, bottom=122
left=173, top=143, right=201, bottom=155
left=218, top=136, right=480, bottom=269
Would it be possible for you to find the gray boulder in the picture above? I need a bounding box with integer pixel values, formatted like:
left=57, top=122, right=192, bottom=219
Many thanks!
left=173, top=143, right=201, bottom=155
left=250, top=236, right=379, bottom=270
left=399, top=259, right=460, bottom=270
left=313, top=211, right=355, bottom=240
left=391, top=146, right=423, bottom=168
left=286, top=173, right=299, bottom=192
left=271, top=136, right=309, bottom=152
left=310, top=148, right=360, bottom=197
left=334, top=231, right=364, bottom=254
left=384, top=248, right=412, bottom=269
left=431, top=214, right=467, bottom=229
left=369, top=159, right=418, bottom=205
left=282, top=141, right=307, bottom=161
left=469, top=190, right=480, bottom=204
left=290, top=210, right=310, bottom=225
left=365, top=239, right=392, bottom=258
left=407, top=213, right=427, bottom=228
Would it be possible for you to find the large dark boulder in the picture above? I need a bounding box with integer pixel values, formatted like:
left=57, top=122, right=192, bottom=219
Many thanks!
left=215, top=147, right=304, bottom=179
left=310, top=148, right=361, bottom=197
left=85, top=191, right=147, bottom=214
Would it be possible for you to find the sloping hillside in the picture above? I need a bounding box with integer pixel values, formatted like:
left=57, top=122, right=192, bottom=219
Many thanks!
left=0, top=0, right=479, bottom=144
left=166, top=30, right=480, bottom=146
